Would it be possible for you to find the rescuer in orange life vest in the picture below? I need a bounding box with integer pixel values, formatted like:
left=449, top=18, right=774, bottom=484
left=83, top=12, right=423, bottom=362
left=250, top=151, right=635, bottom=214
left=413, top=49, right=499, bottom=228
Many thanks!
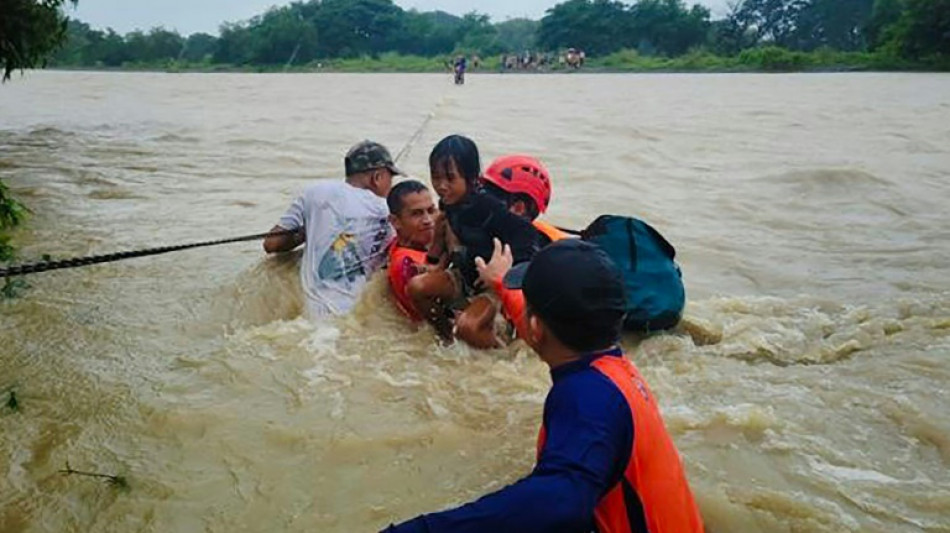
left=386, top=180, right=439, bottom=321
left=382, top=238, right=705, bottom=533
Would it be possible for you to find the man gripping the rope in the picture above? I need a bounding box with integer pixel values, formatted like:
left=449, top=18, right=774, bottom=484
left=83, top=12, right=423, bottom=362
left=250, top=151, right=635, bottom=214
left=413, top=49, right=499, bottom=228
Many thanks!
left=263, top=140, right=400, bottom=318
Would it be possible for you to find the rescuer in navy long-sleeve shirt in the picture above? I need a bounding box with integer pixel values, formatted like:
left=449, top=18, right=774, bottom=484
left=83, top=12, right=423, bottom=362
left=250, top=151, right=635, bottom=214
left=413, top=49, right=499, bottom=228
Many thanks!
left=381, top=239, right=704, bottom=533
left=383, top=348, right=634, bottom=533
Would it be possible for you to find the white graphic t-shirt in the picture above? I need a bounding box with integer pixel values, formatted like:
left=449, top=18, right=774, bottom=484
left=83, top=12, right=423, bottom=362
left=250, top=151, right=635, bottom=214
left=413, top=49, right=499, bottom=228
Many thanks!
left=277, top=180, right=393, bottom=318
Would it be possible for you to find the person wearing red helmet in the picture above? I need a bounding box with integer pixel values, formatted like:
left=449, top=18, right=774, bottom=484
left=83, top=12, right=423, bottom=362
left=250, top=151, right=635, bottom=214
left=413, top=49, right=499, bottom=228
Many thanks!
left=480, top=154, right=571, bottom=245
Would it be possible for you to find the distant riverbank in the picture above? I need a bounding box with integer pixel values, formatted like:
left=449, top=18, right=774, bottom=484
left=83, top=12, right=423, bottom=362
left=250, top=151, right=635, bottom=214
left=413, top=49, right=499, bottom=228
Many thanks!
left=49, top=48, right=950, bottom=75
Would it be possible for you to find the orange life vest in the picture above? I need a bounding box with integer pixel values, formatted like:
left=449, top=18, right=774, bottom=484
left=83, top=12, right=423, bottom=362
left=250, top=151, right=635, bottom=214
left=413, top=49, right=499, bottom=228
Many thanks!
left=388, top=244, right=427, bottom=321
left=532, top=219, right=573, bottom=243
left=537, top=353, right=704, bottom=533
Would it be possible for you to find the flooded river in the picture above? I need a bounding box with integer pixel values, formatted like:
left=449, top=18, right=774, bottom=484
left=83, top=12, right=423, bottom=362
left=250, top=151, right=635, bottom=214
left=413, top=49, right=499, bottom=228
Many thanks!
left=1, top=71, right=949, bottom=532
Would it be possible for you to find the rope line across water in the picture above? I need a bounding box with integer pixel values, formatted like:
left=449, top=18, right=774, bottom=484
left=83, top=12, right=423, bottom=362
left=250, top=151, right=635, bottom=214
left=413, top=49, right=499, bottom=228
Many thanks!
left=393, top=90, right=449, bottom=165
left=0, top=230, right=294, bottom=278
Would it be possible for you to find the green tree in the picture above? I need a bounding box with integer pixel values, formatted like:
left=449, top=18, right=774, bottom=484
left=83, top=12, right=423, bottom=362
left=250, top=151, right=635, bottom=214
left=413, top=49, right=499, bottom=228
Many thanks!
left=54, top=21, right=133, bottom=67
left=245, top=6, right=319, bottom=65
left=0, top=180, right=28, bottom=262
left=891, top=0, right=950, bottom=58
left=710, top=16, right=754, bottom=54
left=792, top=0, right=874, bottom=51
left=314, top=0, right=405, bottom=57
left=2, top=0, right=80, bottom=267
left=181, top=32, right=218, bottom=63
left=866, top=0, right=905, bottom=48
left=726, top=0, right=807, bottom=49
left=455, top=12, right=500, bottom=54
left=53, top=18, right=91, bottom=64
left=394, top=10, right=459, bottom=56
left=724, top=0, right=877, bottom=52
left=628, top=0, right=711, bottom=56
left=214, top=22, right=253, bottom=64
left=92, top=28, right=128, bottom=66
left=1, top=0, right=77, bottom=80
left=124, top=28, right=184, bottom=63
left=494, top=18, right=539, bottom=53
left=538, top=0, right=633, bottom=56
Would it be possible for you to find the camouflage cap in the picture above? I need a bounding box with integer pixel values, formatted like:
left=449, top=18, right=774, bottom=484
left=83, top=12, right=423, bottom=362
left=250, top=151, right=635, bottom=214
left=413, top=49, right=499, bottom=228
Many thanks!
left=344, top=140, right=404, bottom=176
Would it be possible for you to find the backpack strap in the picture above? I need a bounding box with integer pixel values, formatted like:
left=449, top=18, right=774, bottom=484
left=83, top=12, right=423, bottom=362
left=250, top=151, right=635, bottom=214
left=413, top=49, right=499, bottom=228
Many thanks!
left=554, top=225, right=583, bottom=236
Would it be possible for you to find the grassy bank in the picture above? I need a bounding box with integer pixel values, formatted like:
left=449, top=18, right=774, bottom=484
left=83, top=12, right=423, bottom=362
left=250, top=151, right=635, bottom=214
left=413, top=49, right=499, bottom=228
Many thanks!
left=50, top=47, right=949, bottom=75
left=586, top=47, right=950, bottom=72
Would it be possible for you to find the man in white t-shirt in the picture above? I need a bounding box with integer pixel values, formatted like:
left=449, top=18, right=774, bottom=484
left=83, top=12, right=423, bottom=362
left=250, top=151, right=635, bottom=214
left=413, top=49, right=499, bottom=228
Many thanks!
left=264, top=140, right=399, bottom=317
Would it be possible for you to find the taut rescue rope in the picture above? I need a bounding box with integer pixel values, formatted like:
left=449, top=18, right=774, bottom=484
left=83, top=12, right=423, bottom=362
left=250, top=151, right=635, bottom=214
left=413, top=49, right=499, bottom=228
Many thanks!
left=0, top=229, right=294, bottom=278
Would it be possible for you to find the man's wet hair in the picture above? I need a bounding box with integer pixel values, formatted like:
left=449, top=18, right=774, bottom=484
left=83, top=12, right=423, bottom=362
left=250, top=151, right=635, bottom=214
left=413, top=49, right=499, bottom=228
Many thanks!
left=429, top=134, right=481, bottom=189
left=529, top=304, right=623, bottom=353
left=387, top=180, right=430, bottom=215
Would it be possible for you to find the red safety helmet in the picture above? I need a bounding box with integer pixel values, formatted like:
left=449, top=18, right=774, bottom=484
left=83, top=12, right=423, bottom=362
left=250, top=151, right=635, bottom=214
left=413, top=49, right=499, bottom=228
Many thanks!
left=481, top=155, right=552, bottom=214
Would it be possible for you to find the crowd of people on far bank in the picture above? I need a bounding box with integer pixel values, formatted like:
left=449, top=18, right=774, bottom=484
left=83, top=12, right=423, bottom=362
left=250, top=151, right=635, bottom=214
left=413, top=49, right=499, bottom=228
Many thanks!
left=502, top=48, right=586, bottom=71
left=446, top=48, right=588, bottom=81
left=262, top=138, right=701, bottom=532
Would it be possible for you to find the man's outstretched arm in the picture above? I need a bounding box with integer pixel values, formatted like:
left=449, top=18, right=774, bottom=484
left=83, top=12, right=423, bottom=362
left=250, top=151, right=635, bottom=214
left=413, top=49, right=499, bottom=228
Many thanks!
left=263, top=225, right=304, bottom=253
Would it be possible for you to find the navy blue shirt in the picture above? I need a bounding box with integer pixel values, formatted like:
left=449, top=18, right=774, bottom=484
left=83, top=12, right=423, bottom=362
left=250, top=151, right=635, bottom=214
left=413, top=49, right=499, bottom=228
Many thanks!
left=382, top=348, right=634, bottom=533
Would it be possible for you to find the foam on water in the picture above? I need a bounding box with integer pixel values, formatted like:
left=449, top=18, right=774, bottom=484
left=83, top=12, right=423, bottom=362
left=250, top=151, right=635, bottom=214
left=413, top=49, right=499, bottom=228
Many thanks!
left=2, top=71, right=949, bottom=532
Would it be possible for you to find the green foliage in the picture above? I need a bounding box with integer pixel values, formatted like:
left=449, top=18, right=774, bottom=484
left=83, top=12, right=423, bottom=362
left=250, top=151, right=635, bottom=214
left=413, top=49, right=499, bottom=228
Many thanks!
left=182, top=33, right=217, bottom=62
left=867, top=0, right=905, bottom=48
left=537, top=0, right=632, bottom=56
left=537, top=0, right=711, bottom=57
left=495, top=18, right=539, bottom=52
left=455, top=12, right=501, bottom=55
left=0, top=179, right=28, bottom=262
left=23, top=0, right=950, bottom=71
left=581, top=45, right=911, bottom=72
left=0, top=0, right=77, bottom=80
left=674, top=47, right=734, bottom=69
left=718, top=0, right=943, bottom=65
left=320, top=52, right=447, bottom=72
left=725, top=0, right=875, bottom=51
left=797, top=0, right=875, bottom=51
left=2, top=278, right=30, bottom=299
left=313, top=0, right=404, bottom=58
left=215, top=5, right=319, bottom=64
left=628, top=0, right=711, bottom=56
left=54, top=20, right=131, bottom=66
left=124, top=28, right=184, bottom=63
left=0, top=235, right=15, bottom=262
left=0, top=180, right=28, bottom=230
left=738, top=45, right=810, bottom=70
left=889, top=0, right=950, bottom=59
left=396, top=10, right=459, bottom=56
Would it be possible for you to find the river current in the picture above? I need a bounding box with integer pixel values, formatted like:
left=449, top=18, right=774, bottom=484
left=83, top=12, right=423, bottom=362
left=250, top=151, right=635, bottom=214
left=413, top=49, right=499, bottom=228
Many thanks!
left=1, top=71, right=949, bottom=532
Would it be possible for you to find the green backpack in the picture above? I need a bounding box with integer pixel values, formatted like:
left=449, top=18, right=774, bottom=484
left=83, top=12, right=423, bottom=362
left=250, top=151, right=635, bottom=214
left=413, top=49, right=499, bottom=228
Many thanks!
left=578, top=215, right=684, bottom=332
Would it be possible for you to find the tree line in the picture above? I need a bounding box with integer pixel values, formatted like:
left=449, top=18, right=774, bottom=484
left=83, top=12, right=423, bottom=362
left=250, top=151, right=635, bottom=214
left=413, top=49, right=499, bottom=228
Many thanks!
left=51, top=1, right=539, bottom=67
left=40, top=0, right=950, bottom=69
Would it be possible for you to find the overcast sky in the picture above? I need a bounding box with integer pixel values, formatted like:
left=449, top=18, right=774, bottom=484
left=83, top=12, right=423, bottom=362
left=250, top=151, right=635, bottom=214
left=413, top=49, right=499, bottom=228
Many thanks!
left=70, top=0, right=732, bottom=36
